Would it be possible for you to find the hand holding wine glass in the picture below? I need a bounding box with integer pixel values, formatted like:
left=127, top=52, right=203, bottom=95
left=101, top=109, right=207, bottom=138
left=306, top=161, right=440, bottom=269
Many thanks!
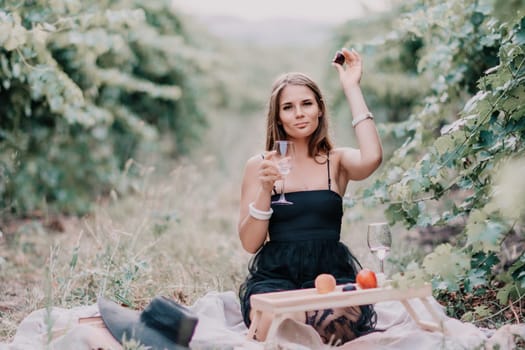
left=271, top=140, right=295, bottom=205
left=367, top=222, right=392, bottom=275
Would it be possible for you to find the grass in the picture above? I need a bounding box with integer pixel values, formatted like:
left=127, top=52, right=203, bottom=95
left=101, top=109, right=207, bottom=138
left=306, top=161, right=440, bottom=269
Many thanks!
left=1, top=35, right=522, bottom=350
left=0, top=113, right=422, bottom=345
left=0, top=112, right=258, bottom=342
left=4, top=110, right=519, bottom=348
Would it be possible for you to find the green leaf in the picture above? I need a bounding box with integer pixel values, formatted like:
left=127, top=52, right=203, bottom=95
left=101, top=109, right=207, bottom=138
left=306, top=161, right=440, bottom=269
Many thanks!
left=470, top=12, right=485, bottom=27
left=4, top=24, right=27, bottom=51
left=385, top=203, right=405, bottom=225
left=423, top=244, right=470, bottom=291
left=434, top=134, right=456, bottom=154
left=501, top=85, right=525, bottom=113
left=476, top=130, right=496, bottom=149
left=390, top=261, right=429, bottom=290
left=464, top=268, right=487, bottom=292
left=457, top=177, right=474, bottom=189
left=471, top=251, right=499, bottom=273
left=69, top=246, right=79, bottom=269
left=362, top=180, right=389, bottom=206
left=496, top=282, right=514, bottom=304
left=516, top=17, right=525, bottom=45
left=416, top=210, right=433, bottom=227
left=466, top=218, right=508, bottom=252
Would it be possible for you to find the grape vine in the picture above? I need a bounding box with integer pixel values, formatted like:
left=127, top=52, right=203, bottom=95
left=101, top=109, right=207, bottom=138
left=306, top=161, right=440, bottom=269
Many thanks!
left=338, top=0, right=525, bottom=323
left=0, top=0, right=210, bottom=216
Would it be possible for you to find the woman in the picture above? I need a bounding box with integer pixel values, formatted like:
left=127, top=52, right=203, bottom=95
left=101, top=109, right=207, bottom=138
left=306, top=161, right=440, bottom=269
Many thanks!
left=238, top=48, right=383, bottom=344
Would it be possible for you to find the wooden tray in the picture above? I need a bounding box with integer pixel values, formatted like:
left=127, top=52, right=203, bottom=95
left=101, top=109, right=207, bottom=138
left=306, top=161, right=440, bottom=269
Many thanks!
left=247, top=284, right=444, bottom=341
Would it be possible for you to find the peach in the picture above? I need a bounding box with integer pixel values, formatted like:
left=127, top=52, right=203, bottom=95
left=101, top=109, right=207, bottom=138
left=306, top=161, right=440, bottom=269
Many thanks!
left=315, top=273, right=337, bottom=294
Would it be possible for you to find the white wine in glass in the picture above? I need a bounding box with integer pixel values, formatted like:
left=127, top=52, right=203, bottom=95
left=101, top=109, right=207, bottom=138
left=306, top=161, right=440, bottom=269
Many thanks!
left=367, top=222, right=392, bottom=274
left=271, top=140, right=295, bottom=205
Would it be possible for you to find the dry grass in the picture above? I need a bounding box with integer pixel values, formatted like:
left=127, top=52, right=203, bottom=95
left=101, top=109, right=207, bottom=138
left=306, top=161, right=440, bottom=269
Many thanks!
left=0, top=109, right=416, bottom=344
left=0, top=112, right=259, bottom=341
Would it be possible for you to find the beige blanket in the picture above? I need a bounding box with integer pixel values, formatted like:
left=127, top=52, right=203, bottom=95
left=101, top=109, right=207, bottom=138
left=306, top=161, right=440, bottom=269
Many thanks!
left=1, top=291, right=523, bottom=350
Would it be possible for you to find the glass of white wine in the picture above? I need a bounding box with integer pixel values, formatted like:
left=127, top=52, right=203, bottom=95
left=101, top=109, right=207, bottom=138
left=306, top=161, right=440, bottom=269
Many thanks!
left=271, top=140, right=295, bottom=205
left=367, top=222, right=392, bottom=275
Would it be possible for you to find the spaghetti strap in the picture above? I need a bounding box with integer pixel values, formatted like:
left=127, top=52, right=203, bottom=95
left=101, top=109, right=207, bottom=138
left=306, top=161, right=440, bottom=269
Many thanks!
left=327, top=152, right=332, bottom=191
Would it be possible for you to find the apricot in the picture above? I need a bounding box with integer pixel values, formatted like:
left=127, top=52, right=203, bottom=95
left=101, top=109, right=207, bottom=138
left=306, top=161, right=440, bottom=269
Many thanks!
left=356, top=269, right=377, bottom=289
left=315, top=273, right=337, bottom=294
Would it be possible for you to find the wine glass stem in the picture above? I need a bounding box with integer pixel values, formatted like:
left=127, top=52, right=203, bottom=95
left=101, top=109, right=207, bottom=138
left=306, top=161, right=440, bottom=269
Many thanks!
left=279, top=176, right=285, bottom=201
left=379, top=259, right=384, bottom=274
left=280, top=176, right=286, bottom=201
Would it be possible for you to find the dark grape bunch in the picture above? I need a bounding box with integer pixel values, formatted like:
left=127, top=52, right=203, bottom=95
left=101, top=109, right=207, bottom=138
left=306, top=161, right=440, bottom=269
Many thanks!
left=333, top=51, right=345, bottom=65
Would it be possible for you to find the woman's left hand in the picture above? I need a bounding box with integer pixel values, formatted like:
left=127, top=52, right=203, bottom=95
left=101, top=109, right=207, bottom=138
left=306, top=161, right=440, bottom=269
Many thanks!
left=332, top=48, right=363, bottom=88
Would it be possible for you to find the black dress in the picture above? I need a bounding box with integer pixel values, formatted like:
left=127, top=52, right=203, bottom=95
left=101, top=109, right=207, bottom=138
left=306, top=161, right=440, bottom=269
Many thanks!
left=239, top=157, right=376, bottom=337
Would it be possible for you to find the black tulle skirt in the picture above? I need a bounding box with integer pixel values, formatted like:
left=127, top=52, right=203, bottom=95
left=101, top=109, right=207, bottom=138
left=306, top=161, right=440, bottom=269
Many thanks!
left=238, top=238, right=377, bottom=336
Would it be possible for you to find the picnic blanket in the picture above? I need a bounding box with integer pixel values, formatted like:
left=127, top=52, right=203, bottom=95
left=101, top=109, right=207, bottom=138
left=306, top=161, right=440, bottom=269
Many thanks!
left=1, top=291, right=524, bottom=349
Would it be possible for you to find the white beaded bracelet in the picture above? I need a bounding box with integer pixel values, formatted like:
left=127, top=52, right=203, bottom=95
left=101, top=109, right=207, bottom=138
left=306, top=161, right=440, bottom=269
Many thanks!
left=352, top=112, right=374, bottom=128
left=249, top=202, right=273, bottom=220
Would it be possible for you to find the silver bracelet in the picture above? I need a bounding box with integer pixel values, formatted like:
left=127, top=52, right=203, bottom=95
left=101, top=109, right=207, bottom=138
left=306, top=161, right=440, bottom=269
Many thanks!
left=352, top=112, right=374, bottom=128
left=248, top=202, right=273, bottom=220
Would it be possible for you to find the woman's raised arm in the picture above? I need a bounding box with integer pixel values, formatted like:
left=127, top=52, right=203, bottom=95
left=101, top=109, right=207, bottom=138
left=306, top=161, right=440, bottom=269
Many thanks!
left=332, top=48, right=382, bottom=180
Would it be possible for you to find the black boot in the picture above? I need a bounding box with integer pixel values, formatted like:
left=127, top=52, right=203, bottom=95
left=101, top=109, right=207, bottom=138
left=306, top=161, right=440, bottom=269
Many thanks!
left=98, top=295, right=199, bottom=350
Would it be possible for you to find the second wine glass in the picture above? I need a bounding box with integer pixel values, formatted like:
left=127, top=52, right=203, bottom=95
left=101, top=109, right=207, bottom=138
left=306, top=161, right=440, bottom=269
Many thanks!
left=367, top=222, right=392, bottom=275
left=272, top=140, right=295, bottom=205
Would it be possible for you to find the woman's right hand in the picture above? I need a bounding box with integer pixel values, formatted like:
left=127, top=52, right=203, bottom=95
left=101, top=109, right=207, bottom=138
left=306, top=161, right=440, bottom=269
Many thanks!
left=258, top=151, right=281, bottom=194
left=238, top=151, right=280, bottom=253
